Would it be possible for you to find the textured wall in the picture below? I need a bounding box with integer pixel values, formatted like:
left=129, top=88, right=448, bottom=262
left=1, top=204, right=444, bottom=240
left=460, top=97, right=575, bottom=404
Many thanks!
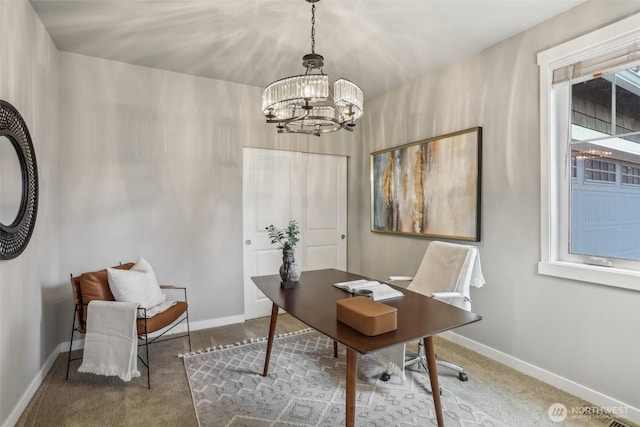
left=356, top=0, right=640, bottom=413
left=0, top=1, right=59, bottom=425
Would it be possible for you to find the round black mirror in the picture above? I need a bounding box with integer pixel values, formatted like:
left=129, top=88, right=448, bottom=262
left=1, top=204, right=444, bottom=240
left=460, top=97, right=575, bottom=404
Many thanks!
left=0, top=100, right=38, bottom=260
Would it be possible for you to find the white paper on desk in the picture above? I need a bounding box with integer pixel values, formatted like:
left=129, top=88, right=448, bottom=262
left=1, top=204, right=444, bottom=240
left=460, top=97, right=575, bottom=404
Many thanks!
left=333, top=280, right=403, bottom=301
left=333, top=279, right=376, bottom=291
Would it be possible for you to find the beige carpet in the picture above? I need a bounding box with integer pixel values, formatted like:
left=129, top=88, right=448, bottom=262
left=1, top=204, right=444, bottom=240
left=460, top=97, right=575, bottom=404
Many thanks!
left=17, top=314, right=637, bottom=427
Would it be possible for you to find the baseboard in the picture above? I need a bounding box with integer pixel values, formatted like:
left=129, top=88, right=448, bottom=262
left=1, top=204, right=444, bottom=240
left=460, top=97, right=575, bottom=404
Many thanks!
left=439, top=330, right=640, bottom=425
left=144, top=314, right=247, bottom=340
left=3, top=344, right=60, bottom=427
left=168, top=314, right=246, bottom=335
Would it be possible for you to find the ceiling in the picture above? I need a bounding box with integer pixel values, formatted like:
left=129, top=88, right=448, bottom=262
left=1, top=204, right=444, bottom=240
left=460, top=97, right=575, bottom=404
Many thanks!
left=31, top=0, right=586, bottom=101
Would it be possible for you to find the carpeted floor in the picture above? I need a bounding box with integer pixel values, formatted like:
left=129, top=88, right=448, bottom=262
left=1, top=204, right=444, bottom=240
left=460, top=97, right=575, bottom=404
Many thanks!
left=16, top=314, right=636, bottom=427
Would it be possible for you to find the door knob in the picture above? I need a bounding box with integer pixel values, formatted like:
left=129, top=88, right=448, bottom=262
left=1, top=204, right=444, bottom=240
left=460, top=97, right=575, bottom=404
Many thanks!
left=341, top=234, right=346, bottom=239
left=245, top=240, right=252, bottom=245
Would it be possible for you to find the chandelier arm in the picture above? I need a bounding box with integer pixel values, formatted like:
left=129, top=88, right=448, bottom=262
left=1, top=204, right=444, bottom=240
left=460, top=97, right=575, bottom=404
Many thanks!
left=340, top=122, right=355, bottom=132
left=284, top=119, right=341, bottom=133
left=283, top=127, right=332, bottom=136
left=279, top=128, right=322, bottom=137
left=265, top=109, right=310, bottom=124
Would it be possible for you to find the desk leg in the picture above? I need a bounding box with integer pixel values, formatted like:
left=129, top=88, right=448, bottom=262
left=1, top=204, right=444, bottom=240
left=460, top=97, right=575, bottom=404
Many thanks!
left=262, top=303, right=278, bottom=377
left=346, top=348, right=357, bottom=427
left=424, top=336, right=444, bottom=427
left=333, top=340, right=338, bottom=358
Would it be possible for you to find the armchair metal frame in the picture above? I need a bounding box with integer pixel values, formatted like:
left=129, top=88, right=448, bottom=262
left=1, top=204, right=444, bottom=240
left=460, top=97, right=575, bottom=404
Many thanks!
left=65, top=278, right=191, bottom=389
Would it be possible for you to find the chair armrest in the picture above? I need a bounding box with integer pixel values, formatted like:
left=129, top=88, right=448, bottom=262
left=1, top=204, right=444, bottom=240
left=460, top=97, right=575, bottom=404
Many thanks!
left=388, top=276, right=413, bottom=282
left=431, top=292, right=470, bottom=302
left=159, top=285, right=188, bottom=301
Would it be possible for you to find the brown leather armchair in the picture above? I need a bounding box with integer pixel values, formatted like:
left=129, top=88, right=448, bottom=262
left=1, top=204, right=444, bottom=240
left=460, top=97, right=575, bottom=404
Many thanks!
left=65, top=262, right=191, bottom=388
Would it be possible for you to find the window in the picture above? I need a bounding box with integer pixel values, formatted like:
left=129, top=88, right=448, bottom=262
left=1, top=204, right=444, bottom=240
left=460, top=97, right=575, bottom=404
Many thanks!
left=538, top=13, right=640, bottom=290
left=583, top=159, right=616, bottom=183
left=622, top=163, right=640, bottom=186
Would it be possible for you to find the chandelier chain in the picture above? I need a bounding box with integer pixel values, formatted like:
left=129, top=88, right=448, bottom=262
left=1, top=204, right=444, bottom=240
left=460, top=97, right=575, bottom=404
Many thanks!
left=311, top=3, right=316, bottom=54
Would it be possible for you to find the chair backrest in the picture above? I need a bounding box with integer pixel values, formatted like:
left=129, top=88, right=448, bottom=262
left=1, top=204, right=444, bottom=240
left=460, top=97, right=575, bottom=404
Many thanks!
left=407, top=241, right=482, bottom=311
left=70, top=262, right=134, bottom=332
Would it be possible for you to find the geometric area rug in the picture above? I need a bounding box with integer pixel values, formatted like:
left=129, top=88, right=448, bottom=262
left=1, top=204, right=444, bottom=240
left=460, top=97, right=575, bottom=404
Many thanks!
left=183, top=329, right=506, bottom=427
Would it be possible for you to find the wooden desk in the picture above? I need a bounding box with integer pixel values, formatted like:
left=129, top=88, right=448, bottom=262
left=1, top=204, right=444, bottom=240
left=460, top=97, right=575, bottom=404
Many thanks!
left=251, top=268, right=482, bottom=427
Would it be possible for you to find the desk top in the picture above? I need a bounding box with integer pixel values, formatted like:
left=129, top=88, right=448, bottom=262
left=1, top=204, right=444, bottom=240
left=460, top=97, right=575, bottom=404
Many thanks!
left=251, top=268, right=482, bottom=354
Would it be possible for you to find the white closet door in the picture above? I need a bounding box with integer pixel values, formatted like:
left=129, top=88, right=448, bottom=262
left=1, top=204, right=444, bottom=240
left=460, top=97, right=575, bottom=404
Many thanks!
left=301, top=153, right=347, bottom=272
left=242, top=148, right=347, bottom=319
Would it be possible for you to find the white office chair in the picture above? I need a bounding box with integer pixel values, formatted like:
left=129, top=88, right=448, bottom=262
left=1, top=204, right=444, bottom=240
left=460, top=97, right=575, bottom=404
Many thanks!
left=380, top=241, right=485, bottom=385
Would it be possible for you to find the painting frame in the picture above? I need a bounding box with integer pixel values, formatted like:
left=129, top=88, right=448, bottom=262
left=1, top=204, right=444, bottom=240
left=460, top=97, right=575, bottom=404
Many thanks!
left=370, top=127, right=482, bottom=241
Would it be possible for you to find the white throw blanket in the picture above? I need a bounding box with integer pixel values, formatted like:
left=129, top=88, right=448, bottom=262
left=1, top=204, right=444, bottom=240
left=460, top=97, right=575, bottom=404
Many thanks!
left=78, top=300, right=141, bottom=382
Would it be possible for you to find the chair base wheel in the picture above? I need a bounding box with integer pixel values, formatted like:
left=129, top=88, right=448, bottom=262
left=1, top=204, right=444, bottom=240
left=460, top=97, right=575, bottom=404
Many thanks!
left=380, top=372, right=391, bottom=381
left=458, top=372, right=468, bottom=381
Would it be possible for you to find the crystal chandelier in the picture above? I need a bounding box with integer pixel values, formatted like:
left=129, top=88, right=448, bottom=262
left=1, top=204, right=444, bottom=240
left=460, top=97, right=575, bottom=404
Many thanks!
left=262, top=0, right=363, bottom=136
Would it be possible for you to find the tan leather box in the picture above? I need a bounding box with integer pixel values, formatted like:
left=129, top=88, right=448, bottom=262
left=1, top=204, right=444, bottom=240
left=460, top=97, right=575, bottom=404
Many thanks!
left=336, top=296, right=397, bottom=336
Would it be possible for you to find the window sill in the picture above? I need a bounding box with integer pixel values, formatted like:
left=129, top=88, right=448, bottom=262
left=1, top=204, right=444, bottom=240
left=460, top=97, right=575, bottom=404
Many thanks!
left=538, top=261, right=640, bottom=291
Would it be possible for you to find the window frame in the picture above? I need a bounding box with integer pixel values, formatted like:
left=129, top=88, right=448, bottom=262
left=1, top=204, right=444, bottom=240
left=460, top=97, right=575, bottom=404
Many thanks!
left=583, top=158, right=617, bottom=184
left=621, top=162, right=640, bottom=186
left=537, top=13, right=640, bottom=291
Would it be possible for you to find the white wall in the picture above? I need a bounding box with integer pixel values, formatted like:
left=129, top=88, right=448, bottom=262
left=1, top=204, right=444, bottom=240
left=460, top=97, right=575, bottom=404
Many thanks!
left=0, top=1, right=59, bottom=425
left=357, top=0, right=640, bottom=416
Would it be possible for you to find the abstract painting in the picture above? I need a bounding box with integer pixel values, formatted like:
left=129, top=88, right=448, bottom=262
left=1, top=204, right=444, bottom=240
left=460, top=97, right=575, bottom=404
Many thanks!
left=371, top=127, right=481, bottom=241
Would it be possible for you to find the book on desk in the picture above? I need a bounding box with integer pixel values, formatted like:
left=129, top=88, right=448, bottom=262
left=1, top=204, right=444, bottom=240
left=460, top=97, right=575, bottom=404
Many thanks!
left=333, top=279, right=404, bottom=302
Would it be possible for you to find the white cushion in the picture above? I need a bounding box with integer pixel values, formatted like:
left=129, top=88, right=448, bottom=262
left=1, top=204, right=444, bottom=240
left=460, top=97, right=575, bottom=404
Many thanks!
left=107, top=257, right=165, bottom=309
left=130, top=257, right=159, bottom=282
